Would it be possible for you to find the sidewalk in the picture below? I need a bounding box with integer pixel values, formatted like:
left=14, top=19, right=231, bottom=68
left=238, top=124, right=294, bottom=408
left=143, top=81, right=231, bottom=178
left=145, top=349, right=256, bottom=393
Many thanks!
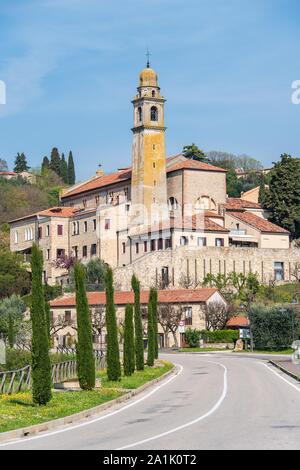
left=271, top=359, right=300, bottom=381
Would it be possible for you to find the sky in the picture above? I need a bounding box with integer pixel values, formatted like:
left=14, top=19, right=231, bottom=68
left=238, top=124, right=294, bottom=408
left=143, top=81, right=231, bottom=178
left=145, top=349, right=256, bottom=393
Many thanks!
left=0, top=0, right=299, bottom=181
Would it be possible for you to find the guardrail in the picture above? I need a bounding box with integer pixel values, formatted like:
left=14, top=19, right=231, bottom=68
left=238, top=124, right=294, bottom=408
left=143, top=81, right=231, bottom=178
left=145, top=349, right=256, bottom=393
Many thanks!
left=0, top=354, right=106, bottom=395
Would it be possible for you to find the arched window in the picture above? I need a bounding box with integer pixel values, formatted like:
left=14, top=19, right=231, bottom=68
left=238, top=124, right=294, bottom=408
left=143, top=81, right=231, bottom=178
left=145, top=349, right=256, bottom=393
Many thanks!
left=138, top=107, right=142, bottom=122
left=150, top=106, right=158, bottom=122
left=180, top=236, right=188, bottom=246
left=14, top=231, right=18, bottom=244
left=168, top=197, right=178, bottom=211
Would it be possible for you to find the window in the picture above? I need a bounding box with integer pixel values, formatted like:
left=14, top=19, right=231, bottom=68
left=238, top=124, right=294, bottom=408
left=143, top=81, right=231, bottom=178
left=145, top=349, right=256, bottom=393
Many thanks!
left=152, top=90, right=155, bottom=97
left=57, top=225, right=63, bottom=236
left=153, top=180, right=157, bottom=186
left=72, top=221, right=79, bottom=236
left=82, top=245, right=87, bottom=258
left=93, top=219, right=96, bottom=231
left=161, top=267, right=169, bottom=289
left=122, top=242, right=126, bottom=254
left=65, top=311, right=71, bottom=323
left=14, top=231, right=18, bottom=244
left=151, top=240, right=156, bottom=251
left=105, top=219, right=110, bottom=230
left=158, top=238, right=163, bottom=250
left=138, top=107, right=142, bottom=122
left=46, top=249, right=50, bottom=260
left=46, top=225, right=50, bottom=237
left=95, top=195, right=99, bottom=205
left=215, top=238, right=224, bottom=247
left=135, top=243, right=139, bottom=254
left=274, top=262, right=284, bottom=281
left=198, top=237, right=207, bottom=247
left=153, top=162, right=156, bottom=168
left=150, top=106, right=158, bottom=121
left=184, top=307, right=193, bottom=326
left=180, top=236, right=188, bottom=246
left=91, top=244, right=97, bottom=256
left=144, top=241, right=148, bottom=252
left=82, top=199, right=87, bottom=208
left=168, top=197, right=178, bottom=211
left=56, top=248, right=65, bottom=259
left=165, top=238, right=172, bottom=249
left=25, top=227, right=33, bottom=241
left=72, top=246, right=78, bottom=259
left=84, top=221, right=88, bottom=233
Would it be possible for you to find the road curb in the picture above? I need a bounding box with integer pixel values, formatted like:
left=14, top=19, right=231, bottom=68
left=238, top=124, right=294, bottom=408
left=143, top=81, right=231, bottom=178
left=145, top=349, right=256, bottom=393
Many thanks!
left=269, top=360, right=300, bottom=382
left=0, top=363, right=178, bottom=444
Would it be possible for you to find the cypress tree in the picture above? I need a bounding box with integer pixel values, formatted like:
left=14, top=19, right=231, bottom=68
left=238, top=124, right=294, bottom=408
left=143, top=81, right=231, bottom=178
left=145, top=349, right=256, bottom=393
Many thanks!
left=131, top=274, right=144, bottom=370
left=147, top=300, right=155, bottom=367
left=74, top=262, right=95, bottom=390
left=14, top=152, right=30, bottom=173
left=123, top=304, right=135, bottom=376
left=49, top=147, right=61, bottom=176
left=68, top=150, right=76, bottom=185
left=30, top=244, right=52, bottom=405
left=41, top=156, right=50, bottom=175
left=60, top=153, right=68, bottom=184
left=151, top=288, right=159, bottom=359
left=105, top=267, right=121, bottom=381
left=45, top=301, right=51, bottom=346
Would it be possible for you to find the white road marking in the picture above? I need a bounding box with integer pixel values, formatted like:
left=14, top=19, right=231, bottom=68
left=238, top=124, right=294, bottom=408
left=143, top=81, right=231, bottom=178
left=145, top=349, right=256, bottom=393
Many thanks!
left=117, top=359, right=228, bottom=450
left=262, top=362, right=300, bottom=393
left=0, top=364, right=183, bottom=448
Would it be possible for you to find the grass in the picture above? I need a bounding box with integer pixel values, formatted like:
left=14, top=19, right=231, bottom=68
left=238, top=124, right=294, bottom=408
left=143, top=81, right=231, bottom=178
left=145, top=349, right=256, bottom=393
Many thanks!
left=179, top=347, right=293, bottom=355
left=233, top=348, right=293, bottom=355
left=179, top=347, right=232, bottom=353
left=0, top=360, right=173, bottom=434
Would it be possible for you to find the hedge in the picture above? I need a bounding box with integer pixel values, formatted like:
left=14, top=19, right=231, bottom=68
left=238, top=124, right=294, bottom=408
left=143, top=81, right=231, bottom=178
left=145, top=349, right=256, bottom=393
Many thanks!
left=200, top=330, right=239, bottom=344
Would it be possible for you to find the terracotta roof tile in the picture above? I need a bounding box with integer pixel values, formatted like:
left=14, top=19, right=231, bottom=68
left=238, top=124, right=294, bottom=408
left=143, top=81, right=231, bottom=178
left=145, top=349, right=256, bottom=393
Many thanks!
left=227, top=211, right=290, bottom=234
left=167, top=159, right=226, bottom=174
left=50, top=288, right=219, bottom=308
left=225, top=198, right=262, bottom=210
left=227, top=316, right=249, bottom=328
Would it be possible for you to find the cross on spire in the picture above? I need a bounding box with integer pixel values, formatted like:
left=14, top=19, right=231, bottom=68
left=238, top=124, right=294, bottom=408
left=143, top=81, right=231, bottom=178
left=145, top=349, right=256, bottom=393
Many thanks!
left=146, top=48, right=151, bottom=68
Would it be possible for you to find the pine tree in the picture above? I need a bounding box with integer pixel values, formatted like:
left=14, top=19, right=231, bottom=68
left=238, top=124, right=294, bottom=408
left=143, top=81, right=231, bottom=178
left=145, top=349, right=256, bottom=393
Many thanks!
left=131, top=274, right=144, bottom=371
left=49, top=147, right=61, bottom=176
left=123, top=304, right=135, bottom=376
left=41, top=156, right=50, bottom=174
left=182, top=144, right=208, bottom=162
left=68, top=150, right=76, bottom=185
left=30, top=244, right=52, bottom=405
left=14, top=152, right=30, bottom=173
left=60, top=153, right=68, bottom=184
left=147, top=300, right=155, bottom=367
left=74, top=262, right=95, bottom=390
left=105, top=267, right=121, bottom=381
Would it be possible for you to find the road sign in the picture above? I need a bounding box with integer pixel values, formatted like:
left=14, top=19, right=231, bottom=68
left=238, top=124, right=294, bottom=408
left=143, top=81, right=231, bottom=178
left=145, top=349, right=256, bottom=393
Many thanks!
left=178, top=320, right=185, bottom=327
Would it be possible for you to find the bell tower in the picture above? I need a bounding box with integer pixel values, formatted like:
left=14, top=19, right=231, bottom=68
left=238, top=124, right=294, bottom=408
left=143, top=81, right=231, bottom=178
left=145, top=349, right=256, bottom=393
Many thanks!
left=131, top=61, right=168, bottom=226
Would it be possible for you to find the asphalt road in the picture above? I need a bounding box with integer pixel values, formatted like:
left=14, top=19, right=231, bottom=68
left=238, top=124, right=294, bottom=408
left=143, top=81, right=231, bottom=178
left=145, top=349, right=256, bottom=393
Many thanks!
left=1, top=353, right=300, bottom=450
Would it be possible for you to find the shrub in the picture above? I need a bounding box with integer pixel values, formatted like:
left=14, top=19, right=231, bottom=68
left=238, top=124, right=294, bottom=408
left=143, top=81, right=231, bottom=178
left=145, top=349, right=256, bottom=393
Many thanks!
left=185, top=329, right=201, bottom=348
left=250, top=304, right=296, bottom=350
left=200, top=329, right=239, bottom=344
left=2, top=349, right=32, bottom=370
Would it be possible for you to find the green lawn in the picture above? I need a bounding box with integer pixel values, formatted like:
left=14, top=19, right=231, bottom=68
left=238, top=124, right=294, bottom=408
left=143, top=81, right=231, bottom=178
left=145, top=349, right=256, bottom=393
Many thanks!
left=0, top=360, right=173, bottom=434
left=233, top=349, right=293, bottom=355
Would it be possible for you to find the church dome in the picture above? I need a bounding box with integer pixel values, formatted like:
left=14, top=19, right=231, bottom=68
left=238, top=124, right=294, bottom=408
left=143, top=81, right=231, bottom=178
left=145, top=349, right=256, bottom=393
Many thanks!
left=139, top=67, right=158, bottom=87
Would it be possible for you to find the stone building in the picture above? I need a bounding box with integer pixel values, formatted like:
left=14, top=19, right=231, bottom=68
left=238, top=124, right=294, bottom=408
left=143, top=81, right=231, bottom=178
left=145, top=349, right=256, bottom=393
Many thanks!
left=9, top=62, right=297, bottom=287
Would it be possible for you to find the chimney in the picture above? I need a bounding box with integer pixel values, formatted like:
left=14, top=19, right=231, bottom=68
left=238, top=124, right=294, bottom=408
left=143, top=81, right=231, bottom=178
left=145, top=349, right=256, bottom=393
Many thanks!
left=96, top=169, right=104, bottom=177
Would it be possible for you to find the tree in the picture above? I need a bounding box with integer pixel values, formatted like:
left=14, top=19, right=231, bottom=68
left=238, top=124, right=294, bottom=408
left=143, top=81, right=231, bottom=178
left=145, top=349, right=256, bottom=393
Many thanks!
left=0, top=159, right=8, bottom=171
left=105, top=267, right=121, bottom=381
left=158, top=303, right=182, bottom=348
left=123, top=304, right=135, bottom=376
left=226, top=168, right=242, bottom=198
left=0, top=248, right=31, bottom=299
left=147, top=290, right=155, bottom=367
left=14, top=153, right=30, bottom=173
left=49, top=147, right=61, bottom=176
left=30, top=244, right=52, bottom=405
left=68, top=151, right=76, bottom=185
left=131, top=274, right=144, bottom=370
left=258, top=177, right=266, bottom=206
left=74, top=262, right=95, bottom=390
left=41, top=156, right=50, bottom=174
left=204, top=302, right=234, bottom=331
left=182, top=144, right=208, bottom=162
left=151, top=288, right=159, bottom=359
left=266, top=154, right=300, bottom=238
left=0, top=295, right=26, bottom=345
left=86, top=259, right=107, bottom=291
left=45, top=301, right=51, bottom=346
left=60, top=153, right=68, bottom=184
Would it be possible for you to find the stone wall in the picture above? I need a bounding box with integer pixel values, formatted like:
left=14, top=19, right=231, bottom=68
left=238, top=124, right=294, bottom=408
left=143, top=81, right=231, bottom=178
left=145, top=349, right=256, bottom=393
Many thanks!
left=113, top=246, right=300, bottom=290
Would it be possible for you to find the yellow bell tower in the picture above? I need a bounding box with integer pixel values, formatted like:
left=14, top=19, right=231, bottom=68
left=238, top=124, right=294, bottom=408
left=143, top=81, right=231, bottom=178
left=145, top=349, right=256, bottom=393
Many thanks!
left=131, top=61, right=168, bottom=226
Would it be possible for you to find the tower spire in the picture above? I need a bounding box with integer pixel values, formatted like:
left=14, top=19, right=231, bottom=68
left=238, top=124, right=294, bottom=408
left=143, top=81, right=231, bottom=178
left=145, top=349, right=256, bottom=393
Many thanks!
left=146, top=48, right=151, bottom=68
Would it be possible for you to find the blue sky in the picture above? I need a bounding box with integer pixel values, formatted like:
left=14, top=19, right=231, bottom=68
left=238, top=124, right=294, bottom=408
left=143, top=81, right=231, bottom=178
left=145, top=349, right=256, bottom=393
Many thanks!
left=0, top=0, right=299, bottom=181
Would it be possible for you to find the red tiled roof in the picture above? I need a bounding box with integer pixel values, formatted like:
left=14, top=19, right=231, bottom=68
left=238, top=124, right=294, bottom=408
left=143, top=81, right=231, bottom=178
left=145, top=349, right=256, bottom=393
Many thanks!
left=227, top=316, right=249, bottom=328
left=61, top=157, right=226, bottom=199
left=50, top=288, right=219, bottom=308
left=227, top=211, right=290, bottom=234
left=167, top=159, right=226, bottom=174
left=225, top=198, right=262, bottom=210
left=0, top=171, right=17, bottom=176
left=10, top=206, right=84, bottom=223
